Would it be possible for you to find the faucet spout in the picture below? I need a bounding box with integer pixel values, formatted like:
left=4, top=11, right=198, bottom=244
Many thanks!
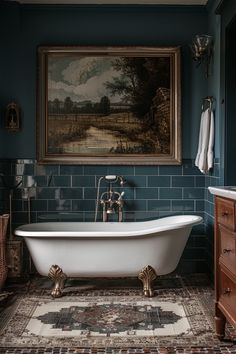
left=106, top=207, right=115, bottom=214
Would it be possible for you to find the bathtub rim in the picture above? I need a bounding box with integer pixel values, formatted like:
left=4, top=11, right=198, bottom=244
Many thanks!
left=14, top=214, right=203, bottom=238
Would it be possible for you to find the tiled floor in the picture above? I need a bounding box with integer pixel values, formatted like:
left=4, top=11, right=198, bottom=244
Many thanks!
left=0, top=274, right=236, bottom=354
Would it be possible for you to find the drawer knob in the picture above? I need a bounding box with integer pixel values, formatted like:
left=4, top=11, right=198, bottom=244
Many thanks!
left=223, top=248, right=232, bottom=253
left=222, top=211, right=229, bottom=217
left=223, top=288, right=231, bottom=295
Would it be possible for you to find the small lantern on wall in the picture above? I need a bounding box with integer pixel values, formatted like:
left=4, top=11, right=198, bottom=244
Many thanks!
left=4, top=102, right=21, bottom=132
left=190, top=34, right=213, bottom=78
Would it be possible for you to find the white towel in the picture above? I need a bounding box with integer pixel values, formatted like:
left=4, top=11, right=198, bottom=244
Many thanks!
left=195, top=108, right=214, bottom=174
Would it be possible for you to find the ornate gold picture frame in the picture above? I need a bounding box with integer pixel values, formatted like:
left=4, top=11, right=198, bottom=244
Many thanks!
left=37, top=46, right=181, bottom=164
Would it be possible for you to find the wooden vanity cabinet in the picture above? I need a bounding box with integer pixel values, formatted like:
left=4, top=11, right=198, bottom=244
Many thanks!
left=215, top=196, right=236, bottom=339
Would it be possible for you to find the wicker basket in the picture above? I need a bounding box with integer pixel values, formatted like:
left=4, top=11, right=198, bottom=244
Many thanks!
left=0, top=214, right=9, bottom=290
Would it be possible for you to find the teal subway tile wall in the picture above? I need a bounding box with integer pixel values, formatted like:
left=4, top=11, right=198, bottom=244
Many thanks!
left=0, top=158, right=206, bottom=273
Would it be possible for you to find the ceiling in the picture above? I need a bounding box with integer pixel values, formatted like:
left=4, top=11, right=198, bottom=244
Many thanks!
left=9, top=0, right=208, bottom=5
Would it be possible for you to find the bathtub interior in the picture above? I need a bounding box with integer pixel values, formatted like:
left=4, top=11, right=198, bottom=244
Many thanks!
left=15, top=214, right=202, bottom=237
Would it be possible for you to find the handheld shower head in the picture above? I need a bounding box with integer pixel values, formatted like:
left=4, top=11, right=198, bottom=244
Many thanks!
left=104, top=175, right=117, bottom=181
left=104, top=175, right=125, bottom=186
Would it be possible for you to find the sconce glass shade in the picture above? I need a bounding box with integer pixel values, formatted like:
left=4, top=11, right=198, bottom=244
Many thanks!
left=194, top=34, right=212, bottom=55
left=191, top=34, right=213, bottom=77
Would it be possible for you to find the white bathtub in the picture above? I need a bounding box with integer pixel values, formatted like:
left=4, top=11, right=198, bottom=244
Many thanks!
left=15, top=215, right=202, bottom=295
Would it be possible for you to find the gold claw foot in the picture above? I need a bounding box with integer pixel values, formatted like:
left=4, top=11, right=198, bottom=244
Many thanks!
left=138, top=265, right=157, bottom=297
left=48, top=264, right=67, bottom=298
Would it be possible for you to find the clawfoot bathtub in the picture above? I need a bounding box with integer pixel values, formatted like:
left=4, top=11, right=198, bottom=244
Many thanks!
left=15, top=215, right=202, bottom=298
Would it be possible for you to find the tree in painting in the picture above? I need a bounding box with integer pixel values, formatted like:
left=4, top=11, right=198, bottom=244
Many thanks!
left=105, top=57, right=171, bottom=153
left=106, top=57, right=169, bottom=117
left=99, top=96, right=111, bottom=116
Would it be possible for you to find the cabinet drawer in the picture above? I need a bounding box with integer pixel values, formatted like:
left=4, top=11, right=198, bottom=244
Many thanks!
left=219, top=270, right=236, bottom=322
left=216, top=197, right=236, bottom=230
left=219, top=225, right=236, bottom=267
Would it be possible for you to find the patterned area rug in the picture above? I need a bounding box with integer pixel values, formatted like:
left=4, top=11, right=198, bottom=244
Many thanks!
left=0, top=275, right=235, bottom=348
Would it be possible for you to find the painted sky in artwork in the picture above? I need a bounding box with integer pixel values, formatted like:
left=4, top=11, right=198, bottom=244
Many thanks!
left=48, top=56, right=123, bottom=103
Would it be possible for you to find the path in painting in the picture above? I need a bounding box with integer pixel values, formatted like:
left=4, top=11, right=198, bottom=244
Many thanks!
left=61, top=126, right=137, bottom=154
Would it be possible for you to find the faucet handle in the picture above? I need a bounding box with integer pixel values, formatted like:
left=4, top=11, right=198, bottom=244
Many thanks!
left=118, top=191, right=125, bottom=200
left=116, top=191, right=125, bottom=208
left=100, top=199, right=105, bottom=205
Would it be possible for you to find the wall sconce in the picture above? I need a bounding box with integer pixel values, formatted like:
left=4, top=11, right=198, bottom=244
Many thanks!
left=190, top=34, right=213, bottom=78
left=4, top=102, right=21, bottom=132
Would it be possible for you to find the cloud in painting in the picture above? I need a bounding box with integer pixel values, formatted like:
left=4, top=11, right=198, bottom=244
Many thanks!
left=48, top=56, right=122, bottom=103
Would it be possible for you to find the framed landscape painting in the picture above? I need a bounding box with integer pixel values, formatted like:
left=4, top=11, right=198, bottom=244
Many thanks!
left=37, top=46, right=181, bottom=164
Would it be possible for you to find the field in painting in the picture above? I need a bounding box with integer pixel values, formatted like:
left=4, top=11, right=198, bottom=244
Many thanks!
left=47, top=111, right=170, bottom=155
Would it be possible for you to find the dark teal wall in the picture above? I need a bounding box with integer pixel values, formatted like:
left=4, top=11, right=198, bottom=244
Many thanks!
left=219, top=1, right=236, bottom=185
left=207, top=0, right=221, bottom=160
left=207, top=0, right=236, bottom=182
left=0, top=2, right=208, bottom=159
left=225, top=25, right=236, bottom=184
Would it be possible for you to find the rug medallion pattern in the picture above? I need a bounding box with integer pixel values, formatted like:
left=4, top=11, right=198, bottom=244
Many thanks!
left=25, top=300, right=189, bottom=337
left=0, top=276, right=219, bottom=348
